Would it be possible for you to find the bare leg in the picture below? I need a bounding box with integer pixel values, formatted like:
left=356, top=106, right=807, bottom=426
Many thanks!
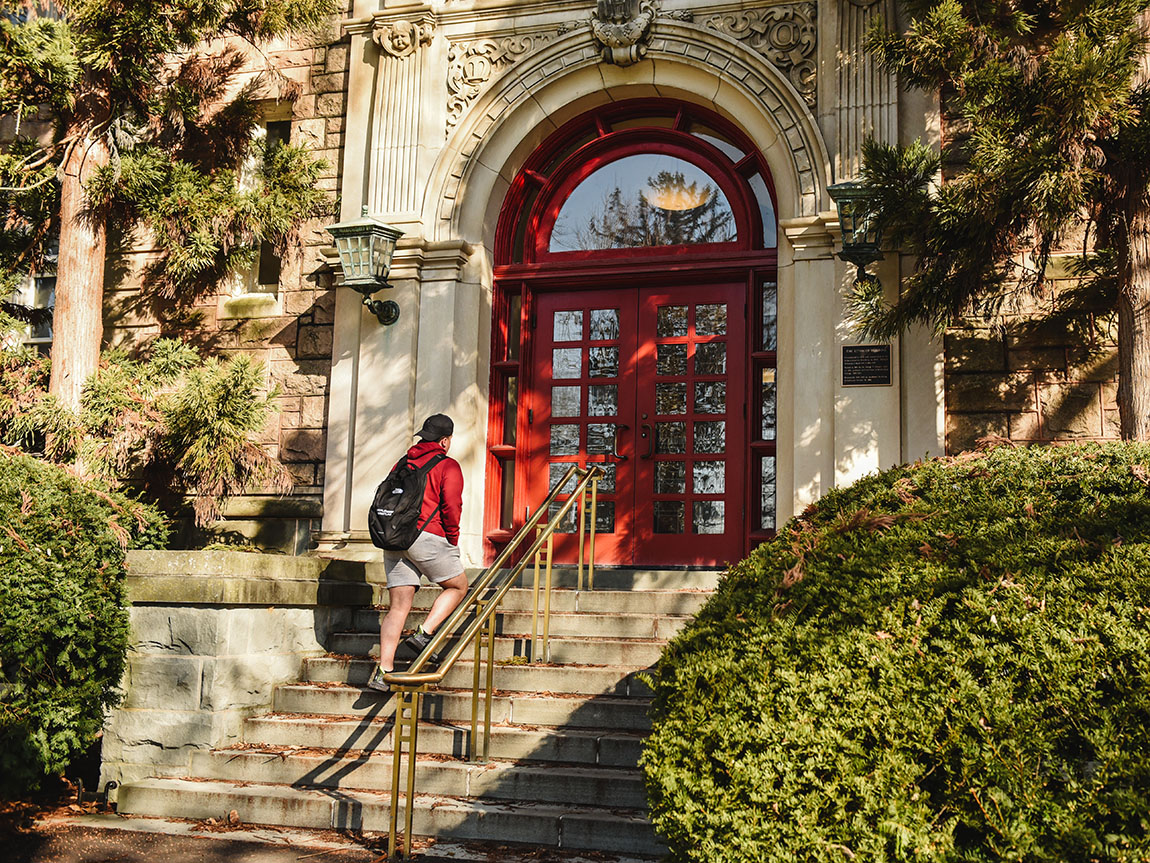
left=379, top=585, right=416, bottom=671
left=422, top=572, right=469, bottom=634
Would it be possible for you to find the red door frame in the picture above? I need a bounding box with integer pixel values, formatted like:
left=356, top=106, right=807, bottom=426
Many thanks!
left=483, top=99, right=778, bottom=566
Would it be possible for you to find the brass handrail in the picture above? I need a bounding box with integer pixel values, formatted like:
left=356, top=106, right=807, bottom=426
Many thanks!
left=381, top=463, right=602, bottom=859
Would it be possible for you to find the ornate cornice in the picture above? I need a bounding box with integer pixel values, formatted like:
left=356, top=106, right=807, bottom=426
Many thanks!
left=372, top=14, right=436, bottom=59
left=704, top=4, right=817, bottom=107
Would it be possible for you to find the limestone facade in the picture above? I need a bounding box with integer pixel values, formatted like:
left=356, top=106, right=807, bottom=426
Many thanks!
left=95, top=0, right=1118, bottom=561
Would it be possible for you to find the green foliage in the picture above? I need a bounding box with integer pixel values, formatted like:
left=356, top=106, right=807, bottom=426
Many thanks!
left=0, top=0, right=340, bottom=314
left=855, top=0, right=1150, bottom=341
left=643, top=443, right=1150, bottom=863
left=1, top=338, right=290, bottom=525
left=0, top=448, right=167, bottom=796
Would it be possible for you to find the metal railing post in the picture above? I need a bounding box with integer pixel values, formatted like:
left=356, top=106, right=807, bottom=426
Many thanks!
left=469, top=600, right=485, bottom=761
left=389, top=687, right=423, bottom=860
left=542, top=532, right=554, bottom=663
left=588, top=478, right=598, bottom=591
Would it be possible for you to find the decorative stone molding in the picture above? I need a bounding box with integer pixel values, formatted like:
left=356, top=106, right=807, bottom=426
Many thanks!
left=371, top=15, right=435, bottom=59
left=704, top=5, right=817, bottom=107
left=591, top=0, right=656, bottom=66
left=446, top=35, right=552, bottom=130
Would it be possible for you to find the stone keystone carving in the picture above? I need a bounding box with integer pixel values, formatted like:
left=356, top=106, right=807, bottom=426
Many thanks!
left=705, top=4, right=818, bottom=107
left=373, top=15, right=435, bottom=59
left=447, top=35, right=550, bottom=129
left=592, top=0, right=656, bottom=66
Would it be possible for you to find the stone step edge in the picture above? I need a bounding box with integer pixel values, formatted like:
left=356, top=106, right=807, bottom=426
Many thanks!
left=198, top=747, right=645, bottom=778
left=120, top=776, right=654, bottom=821
left=278, top=682, right=654, bottom=701
left=250, top=713, right=649, bottom=737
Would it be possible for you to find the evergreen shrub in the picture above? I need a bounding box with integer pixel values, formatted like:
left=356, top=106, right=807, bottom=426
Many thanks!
left=0, top=449, right=167, bottom=796
left=642, top=443, right=1150, bottom=863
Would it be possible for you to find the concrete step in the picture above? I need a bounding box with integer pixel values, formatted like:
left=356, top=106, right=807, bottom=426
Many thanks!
left=190, top=749, right=649, bottom=809
left=358, top=587, right=711, bottom=620
left=242, top=714, right=645, bottom=767
left=117, top=777, right=665, bottom=856
left=325, top=633, right=666, bottom=667
left=274, top=683, right=652, bottom=731
left=332, top=611, right=689, bottom=650
left=303, top=657, right=654, bottom=697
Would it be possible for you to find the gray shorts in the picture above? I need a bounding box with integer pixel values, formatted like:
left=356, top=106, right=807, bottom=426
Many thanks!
left=383, top=531, right=464, bottom=590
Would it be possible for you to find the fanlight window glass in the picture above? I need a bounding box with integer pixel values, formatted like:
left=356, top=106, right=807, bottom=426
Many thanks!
left=549, top=154, right=737, bottom=252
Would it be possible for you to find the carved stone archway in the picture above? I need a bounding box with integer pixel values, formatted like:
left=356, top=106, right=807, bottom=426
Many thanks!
left=425, top=19, right=832, bottom=246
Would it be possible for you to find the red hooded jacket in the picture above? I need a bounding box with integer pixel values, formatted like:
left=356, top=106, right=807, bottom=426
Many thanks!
left=396, top=440, right=464, bottom=545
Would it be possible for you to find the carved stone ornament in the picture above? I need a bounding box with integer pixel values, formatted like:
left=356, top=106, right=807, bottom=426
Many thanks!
left=372, top=16, right=435, bottom=59
left=705, top=4, right=818, bottom=107
left=446, top=35, right=551, bottom=129
left=592, top=0, right=656, bottom=66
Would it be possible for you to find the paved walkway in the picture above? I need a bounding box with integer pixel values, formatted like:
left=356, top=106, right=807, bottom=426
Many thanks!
left=5, top=813, right=653, bottom=863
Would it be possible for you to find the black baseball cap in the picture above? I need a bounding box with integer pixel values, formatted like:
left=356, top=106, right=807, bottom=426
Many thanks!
left=415, top=413, right=454, bottom=440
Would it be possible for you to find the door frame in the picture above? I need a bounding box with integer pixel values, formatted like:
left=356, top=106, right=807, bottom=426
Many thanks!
left=483, top=99, right=779, bottom=566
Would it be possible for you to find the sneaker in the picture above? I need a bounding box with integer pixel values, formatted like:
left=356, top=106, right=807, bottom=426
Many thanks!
left=399, top=628, right=440, bottom=662
left=367, top=664, right=391, bottom=693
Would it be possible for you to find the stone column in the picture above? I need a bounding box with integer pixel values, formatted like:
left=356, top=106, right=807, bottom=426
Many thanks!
left=781, top=217, right=838, bottom=518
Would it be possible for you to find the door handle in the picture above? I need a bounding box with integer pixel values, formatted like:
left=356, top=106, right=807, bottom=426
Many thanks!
left=640, top=423, right=654, bottom=459
left=612, top=424, right=630, bottom=460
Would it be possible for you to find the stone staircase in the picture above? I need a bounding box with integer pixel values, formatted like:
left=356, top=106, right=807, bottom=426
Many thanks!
left=115, top=568, right=719, bottom=856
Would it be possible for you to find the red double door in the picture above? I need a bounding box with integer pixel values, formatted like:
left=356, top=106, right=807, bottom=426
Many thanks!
left=526, top=283, right=746, bottom=567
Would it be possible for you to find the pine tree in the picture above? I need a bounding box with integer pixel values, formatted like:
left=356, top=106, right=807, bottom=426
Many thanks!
left=856, top=0, right=1150, bottom=438
left=0, top=0, right=339, bottom=411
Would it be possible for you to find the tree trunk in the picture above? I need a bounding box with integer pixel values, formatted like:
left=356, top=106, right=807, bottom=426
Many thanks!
left=49, top=129, right=109, bottom=413
left=1116, top=192, right=1150, bottom=440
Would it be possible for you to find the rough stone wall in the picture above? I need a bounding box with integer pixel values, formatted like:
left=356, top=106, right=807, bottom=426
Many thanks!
left=102, top=26, right=352, bottom=551
left=944, top=263, right=1119, bottom=453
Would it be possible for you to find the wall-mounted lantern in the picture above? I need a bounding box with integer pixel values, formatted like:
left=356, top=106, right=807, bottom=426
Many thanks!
left=828, top=181, right=883, bottom=286
left=326, top=207, right=404, bottom=325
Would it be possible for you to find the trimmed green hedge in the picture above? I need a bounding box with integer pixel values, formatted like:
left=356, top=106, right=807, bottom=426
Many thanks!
left=642, top=443, right=1150, bottom=863
left=0, top=449, right=167, bottom=795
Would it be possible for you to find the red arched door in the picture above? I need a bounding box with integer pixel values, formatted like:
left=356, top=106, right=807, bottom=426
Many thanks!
left=484, top=101, right=779, bottom=568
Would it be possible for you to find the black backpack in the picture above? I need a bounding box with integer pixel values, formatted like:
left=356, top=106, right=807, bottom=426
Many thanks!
left=368, top=454, right=447, bottom=550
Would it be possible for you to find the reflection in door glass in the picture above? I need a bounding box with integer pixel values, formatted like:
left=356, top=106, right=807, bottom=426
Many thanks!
left=551, top=386, right=581, bottom=417
left=655, top=461, right=686, bottom=493
left=654, top=501, right=685, bottom=533
left=554, top=310, right=583, bottom=341
left=694, top=343, right=726, bottom=375
left=761, top=368, right=777, bottom=441
left=655, top=422, right=686, bottom=453
left=657, top=344, right=687, bottom=376
left=761, top=455, right=777, bottom=530
left=548, top=502, right=578, bottom=533
left=549, top=462, right=578, bottom=493
left=590, top=309, right=620, bottom=340
left=762, top=284, right=778, bottom=351
left=587, top=423, right=616, bottom=455
left=585, top=501, right=615, bottom=533
left=656, top=383, right=687, bottom=415
left=694, top=381, right=726, bottom=414
left=503, top=377, right=518, bottom=445
left=594, top=462, right=617, bottom=493
left=694, top=421, right=726, bottom=453
left=553, top=348, right=582, bottom=378
left=589, top=347, right=619, bottom=378
left=694, top=500, right=724, bottom=534
left=695, top=304, right=726, bottom=336
left=507, top=295, right=522, bottom=361
left=549, top=154, right=737, bottom=252
left=693, top=461, right=725, bottom=494
left=657, top=305, right=688, bottom=337
left=588, top=385, right=618, bottom=416
left=550, top=424, right=580, bottom=456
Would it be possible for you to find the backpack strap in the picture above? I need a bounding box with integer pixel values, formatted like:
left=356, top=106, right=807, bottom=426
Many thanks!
left=413, top=454, right=448, bottom=535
